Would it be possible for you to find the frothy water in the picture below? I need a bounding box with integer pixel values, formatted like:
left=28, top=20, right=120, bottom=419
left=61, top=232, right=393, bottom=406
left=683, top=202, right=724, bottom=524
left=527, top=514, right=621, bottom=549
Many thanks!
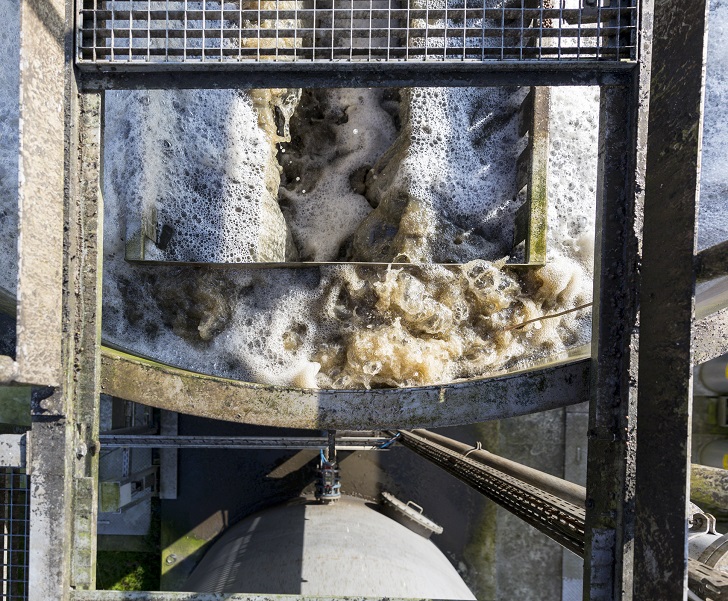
left=1, top=0, right=727, bottom=389
left=101, top=85, right=598, bottom=389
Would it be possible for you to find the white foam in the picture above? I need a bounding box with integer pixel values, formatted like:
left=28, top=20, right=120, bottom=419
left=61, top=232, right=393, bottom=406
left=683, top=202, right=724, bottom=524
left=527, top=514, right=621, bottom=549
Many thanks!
left=101, top=85, right=599, bottom=388
left=1, top=4, right=724, bottom=389
left=0, top=0, right=19, bottom=295
left=279, top=89, right=398, bottom=260
left=105, top=89, right=282, bottom=263
left=699, top=0, right=728, bottom=251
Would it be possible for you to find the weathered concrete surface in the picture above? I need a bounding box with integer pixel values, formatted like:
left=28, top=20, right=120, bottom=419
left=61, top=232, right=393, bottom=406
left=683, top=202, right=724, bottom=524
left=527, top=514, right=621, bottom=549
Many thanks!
left=0, top=433, right=25, bottom=466
left=584, top=83, right=646, bottom=601
left=633, top=0, right=710, bottom=598
left=28, top=416, right=72, bottom=601
left=100, top=346, right=590, bottom=429
left=694, top=306, right=728, bottom=365
left=691, top=464, right=728, bottom=511
left=693, top=274, right=728, bottom=363
left=13, top=0, right=67, bottom=386
left=67, top=91, right=104, bottom=591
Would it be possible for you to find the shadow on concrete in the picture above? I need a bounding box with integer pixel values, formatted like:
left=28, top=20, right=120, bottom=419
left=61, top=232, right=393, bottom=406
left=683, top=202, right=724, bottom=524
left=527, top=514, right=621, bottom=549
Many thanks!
left=160, top=416, right=319, bottom=590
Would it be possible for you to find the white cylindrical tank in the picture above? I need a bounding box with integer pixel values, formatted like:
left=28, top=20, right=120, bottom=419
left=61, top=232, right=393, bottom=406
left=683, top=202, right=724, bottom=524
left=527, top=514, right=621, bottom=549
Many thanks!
left=700, top=355, right=728, bottom=395
left=184, top=495, right=476, bottom=599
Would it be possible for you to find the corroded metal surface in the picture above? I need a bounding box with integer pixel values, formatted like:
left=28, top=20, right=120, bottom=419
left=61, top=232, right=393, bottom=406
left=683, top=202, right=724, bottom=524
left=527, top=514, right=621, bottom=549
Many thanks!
left=687, top=557, right=728, bottom=601
left=633, top=0, right=709, bottom=599
left=408, top=428, right=586, bottom=507
left=76, top=3, right=637, bottom=67
left=79, top=61, right=634, bottom=92
left=100, top=346, right=590, bottom=429
left=397, top=429, right=586, bottom=557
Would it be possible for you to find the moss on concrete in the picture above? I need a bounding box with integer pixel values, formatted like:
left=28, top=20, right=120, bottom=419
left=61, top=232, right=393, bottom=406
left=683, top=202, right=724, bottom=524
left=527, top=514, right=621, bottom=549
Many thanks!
left=160, top=518, right=210, bottom=591
left=96, top=551, right=160, bottom=591
left=0, top=385, right=30, bottom=426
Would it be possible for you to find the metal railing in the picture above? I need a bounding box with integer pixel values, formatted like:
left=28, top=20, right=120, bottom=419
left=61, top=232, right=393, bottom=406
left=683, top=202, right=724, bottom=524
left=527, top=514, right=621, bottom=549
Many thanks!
left=0, top=468, right=29, bottom=601
left=77, top=0, right=638, bottom=67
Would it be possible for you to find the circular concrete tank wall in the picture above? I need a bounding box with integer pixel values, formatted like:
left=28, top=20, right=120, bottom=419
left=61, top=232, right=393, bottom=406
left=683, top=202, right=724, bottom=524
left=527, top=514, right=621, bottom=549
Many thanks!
left=184, top=495, right=476, bottom=599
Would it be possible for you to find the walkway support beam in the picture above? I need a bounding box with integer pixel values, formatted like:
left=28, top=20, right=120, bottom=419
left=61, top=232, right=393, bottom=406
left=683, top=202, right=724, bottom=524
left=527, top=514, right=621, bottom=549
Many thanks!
left=583, top=70, right=650, bottom=601
left=633, top=1, right=710, bottom=599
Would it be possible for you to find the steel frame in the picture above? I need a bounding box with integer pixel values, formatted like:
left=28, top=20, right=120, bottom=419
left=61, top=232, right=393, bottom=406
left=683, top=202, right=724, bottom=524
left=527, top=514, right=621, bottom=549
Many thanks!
left=1, top=0, right=723, bottom=599
left=97, top=434, right=393, bottom=450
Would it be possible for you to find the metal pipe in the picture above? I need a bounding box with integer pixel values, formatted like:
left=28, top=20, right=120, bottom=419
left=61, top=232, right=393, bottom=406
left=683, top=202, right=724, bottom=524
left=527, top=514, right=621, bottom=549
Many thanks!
left=98, top=434, right=391, bottom=450
left=397, top=428, right=585, bottom=557
left=409, top=428, right=586, bottom=508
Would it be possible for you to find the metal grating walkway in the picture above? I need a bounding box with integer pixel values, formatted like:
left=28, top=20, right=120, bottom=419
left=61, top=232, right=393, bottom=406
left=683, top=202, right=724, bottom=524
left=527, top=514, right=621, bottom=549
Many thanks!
left=77, top=0, right=637, bottom=66
left=0, top=469, right=29, bottom=601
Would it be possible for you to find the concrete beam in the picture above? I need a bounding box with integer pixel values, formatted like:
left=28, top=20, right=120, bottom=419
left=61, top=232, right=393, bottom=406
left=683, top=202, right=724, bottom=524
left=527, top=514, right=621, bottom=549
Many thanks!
left=28, top=414, right=72, bottom=601
left=100, top=347, right=590, bottom=429
left=633, top=0, right=710, bottom=599
left=68, top=90, right=104, bottom=591
left=11, top=0, right=67, bottom=387
left=23, top=32, right=104, bottom=601
left=583, top=80, right=648, bottom=601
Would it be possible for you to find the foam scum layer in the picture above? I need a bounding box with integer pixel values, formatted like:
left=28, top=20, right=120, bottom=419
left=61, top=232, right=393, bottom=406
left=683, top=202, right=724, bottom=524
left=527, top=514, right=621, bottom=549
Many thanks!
left=102, top=86, right=598, bottom=388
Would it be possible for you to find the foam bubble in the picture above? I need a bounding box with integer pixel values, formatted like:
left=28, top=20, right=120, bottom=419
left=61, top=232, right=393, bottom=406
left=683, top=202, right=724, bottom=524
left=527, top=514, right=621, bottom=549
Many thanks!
left=0, top=0, right=19, bottom=295
left=100, top=86, right=598, bottom=388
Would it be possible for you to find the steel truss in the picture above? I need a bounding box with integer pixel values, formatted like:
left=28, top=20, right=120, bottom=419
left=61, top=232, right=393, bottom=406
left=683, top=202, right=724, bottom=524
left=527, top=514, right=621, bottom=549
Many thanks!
left=98, top=434, right=392, bottom=451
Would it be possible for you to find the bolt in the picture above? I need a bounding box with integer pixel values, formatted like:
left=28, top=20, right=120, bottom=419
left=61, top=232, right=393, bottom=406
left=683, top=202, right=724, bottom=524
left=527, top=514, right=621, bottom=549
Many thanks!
left=76, top=442, right=88, bottom=459
left=165, top=554, right=177, bottom=565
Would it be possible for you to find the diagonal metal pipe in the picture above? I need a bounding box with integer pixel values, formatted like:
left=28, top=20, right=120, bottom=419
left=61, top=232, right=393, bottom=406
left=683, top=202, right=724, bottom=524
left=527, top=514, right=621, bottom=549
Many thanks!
left=408, top=428, right=586, bottom=508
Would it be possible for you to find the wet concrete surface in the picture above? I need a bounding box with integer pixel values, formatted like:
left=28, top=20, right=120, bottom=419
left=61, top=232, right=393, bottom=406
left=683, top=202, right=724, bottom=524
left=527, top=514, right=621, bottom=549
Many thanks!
left=161, top=405, right=587, bottom=599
